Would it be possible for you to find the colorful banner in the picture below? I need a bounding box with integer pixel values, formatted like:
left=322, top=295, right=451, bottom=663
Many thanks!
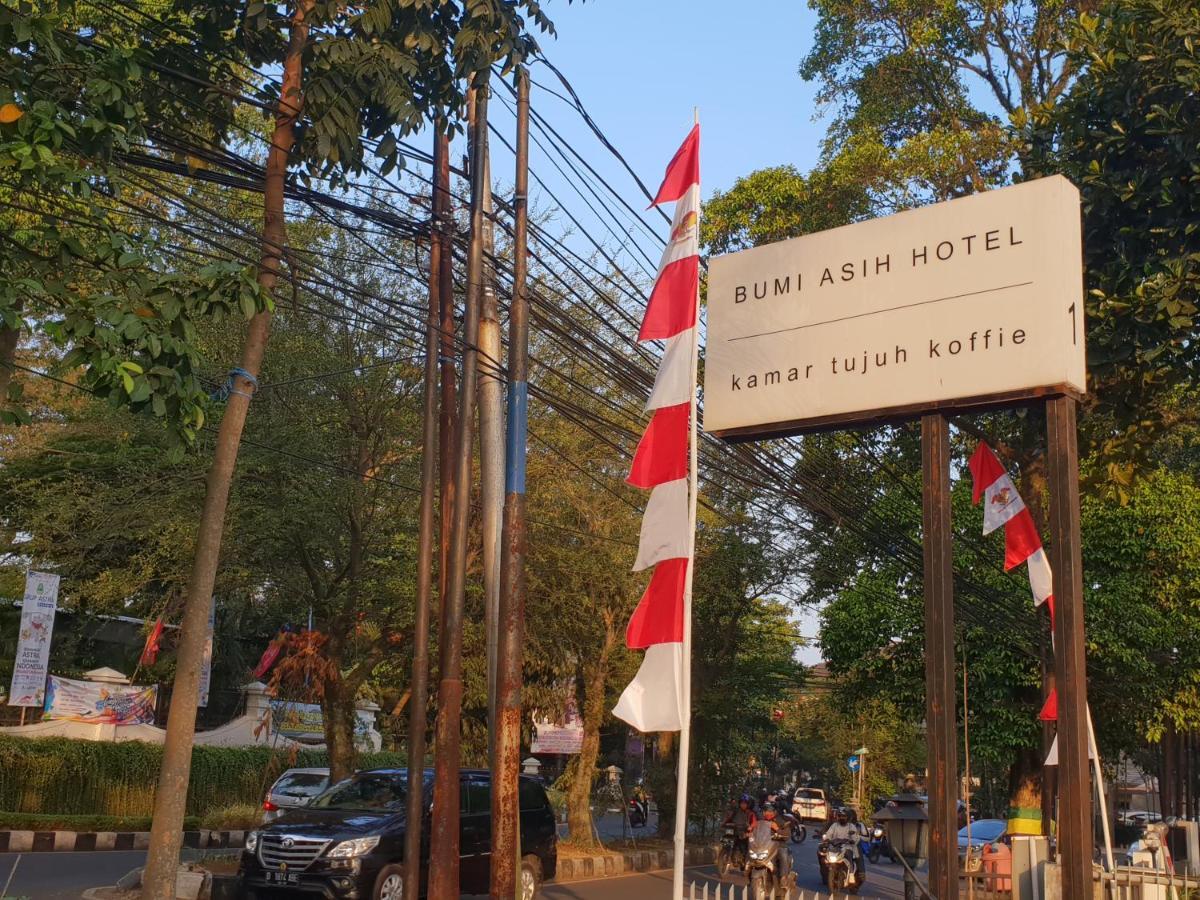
left=198, top=596, right=214, bottom=708
left=9, top=572, right=60, bottom=707
left=270, top=700, right=367, bottom=740
left=42, top=675, right=157, bottom=725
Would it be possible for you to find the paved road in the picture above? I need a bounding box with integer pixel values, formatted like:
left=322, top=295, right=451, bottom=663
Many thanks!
left=6, top=844, right=910, bottom=900
left=542, top=849, right=908, bottom=900
left=2, top=850, right=146, bottom=899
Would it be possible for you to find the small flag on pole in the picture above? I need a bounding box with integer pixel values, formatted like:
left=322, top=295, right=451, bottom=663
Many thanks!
left=613, top=124, right=701, bottom=734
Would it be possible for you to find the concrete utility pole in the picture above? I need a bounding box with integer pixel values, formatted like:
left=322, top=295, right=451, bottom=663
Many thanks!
left=477, top=111, right=504, bottom=756
left=140, top=3, right=314, bottom=896
left=403, top=123, right=448, bottom=900
left=428, top=76, right=489, bottom=900
left=491, top=66, right=530, bottom=900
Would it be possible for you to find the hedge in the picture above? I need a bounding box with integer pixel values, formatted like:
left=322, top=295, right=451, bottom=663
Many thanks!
left=0, top=812, right=201, bottom=832
left=0, top=736, right=404, bottom=819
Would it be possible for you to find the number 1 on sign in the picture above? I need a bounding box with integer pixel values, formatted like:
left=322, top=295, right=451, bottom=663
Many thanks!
left=1069, top=302, right=1077, bottom=345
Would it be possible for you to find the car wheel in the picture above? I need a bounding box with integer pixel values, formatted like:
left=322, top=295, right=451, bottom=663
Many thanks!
left=373, top=864, right=405, bottom=900
left=521, top=855, right=542, bottom=900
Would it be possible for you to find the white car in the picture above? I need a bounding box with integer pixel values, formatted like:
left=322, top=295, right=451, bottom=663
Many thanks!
left=262, top=767, right=330, bottom=822
left=792, top=787, right=830, bottom=823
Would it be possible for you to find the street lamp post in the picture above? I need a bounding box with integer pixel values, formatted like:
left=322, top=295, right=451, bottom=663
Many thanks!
left=875, top=792, right=930, bottom=900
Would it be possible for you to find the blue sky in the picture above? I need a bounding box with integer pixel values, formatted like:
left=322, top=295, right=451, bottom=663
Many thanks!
left=501, top=1, right=829, bottom=663
left=534, top=0, right=825, bottom=199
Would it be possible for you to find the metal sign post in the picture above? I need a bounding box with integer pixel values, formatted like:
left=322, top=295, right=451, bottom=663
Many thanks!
left=923, top=413, right=960, bottom=900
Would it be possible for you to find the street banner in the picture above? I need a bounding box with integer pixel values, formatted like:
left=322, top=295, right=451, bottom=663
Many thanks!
left=198, top=596, right=215, bottom=708
left=613, top=123, right=701, bottom=735
left=8, top=571, right=60, bottom=707
left=531, top=698, right=584, bottom=754
left=269, top=700, right=368, bottom=741
left=705, top=176, right=1085, bottom=438
left=43, top=675, right=157, bottom=725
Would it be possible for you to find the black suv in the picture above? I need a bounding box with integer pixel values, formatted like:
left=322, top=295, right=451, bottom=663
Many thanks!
left=239, top=768, right=557, bottom=899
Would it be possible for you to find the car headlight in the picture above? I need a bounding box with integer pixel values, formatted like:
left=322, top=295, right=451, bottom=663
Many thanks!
left=245, top=831, right=259, bottom=853
left=750, top=849, right=768, bottom=860
left=327, top=836, right=381, bottom=858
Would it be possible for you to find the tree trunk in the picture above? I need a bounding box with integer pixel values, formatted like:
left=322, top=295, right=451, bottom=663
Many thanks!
left=0, top=307, right=20, bottom=407
left=566, top=621, right=615, bottom=849
left=322, top=674, right=360, bottom=784
left=139, top=4, right=311, bottom=897
left=1007, top=748, right=1046, bottom=838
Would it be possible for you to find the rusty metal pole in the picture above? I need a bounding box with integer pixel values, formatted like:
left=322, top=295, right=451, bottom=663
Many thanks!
left=922, top=412, right=959, bottom=900
left=490, top=67, right=530, bottom=900
left=437, top=127, right=456, bottom=625
left=428, top=76, right=489, bottom=900
left=1046, top=395, right=1092, bottom=900
left=402, top=123, right=448, bottom=900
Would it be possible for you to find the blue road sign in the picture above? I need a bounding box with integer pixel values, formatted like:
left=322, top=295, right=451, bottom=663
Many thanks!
left=847, top=755, right=860, bottom=773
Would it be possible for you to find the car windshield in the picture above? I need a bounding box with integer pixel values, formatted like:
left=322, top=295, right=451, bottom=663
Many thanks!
left=961, top=821, right=1005, bottom=843
left=797, top=790, right=824, bottom=800
left=273, top=773, right=328, bottom=799
left=310, top=772, right=428, bottom=812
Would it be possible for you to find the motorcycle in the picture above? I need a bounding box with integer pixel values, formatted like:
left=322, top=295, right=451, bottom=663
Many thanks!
left=784, top=811, right=808, bottom=845
left=628, top=796, right=648, bottom=828
left=717, top=824, right=746, bottom=878
left=819, top=839, right=865, bottom=893
left=867, top=824, right=892, bottom=863
left=745, top=821, right=795, bottom=900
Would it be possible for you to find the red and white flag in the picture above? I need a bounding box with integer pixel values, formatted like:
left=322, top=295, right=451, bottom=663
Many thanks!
left=968, top=443, right=1055, bottom=614
left=613, top=124, right=701, bottom=733
left=969, top=442, right=1061, bottom=722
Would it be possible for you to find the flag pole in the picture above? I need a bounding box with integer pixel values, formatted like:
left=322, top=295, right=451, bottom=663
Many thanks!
left=672, top=107, right=700, bottom=900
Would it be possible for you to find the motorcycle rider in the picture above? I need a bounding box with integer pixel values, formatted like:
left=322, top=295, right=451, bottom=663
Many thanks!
left=724, top=795, right=757, bottom=863
left=823, top=808, right=867, bottom=880
left=761, top=805, right=794, bottom=881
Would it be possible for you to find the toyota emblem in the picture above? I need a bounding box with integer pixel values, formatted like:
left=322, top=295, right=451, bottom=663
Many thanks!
left=282, top=837, right=295, bottom=849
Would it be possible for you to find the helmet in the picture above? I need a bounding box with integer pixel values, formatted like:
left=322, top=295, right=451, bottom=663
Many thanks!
left=836, top=808, right=849, bottom=823
left=740, top=794, right=752, bottom=806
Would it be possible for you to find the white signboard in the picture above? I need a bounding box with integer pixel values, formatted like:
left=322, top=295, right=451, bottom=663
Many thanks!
left=704, top=176, right=1085, bottom=437
left=531, top=698, right=584, bottom=755
left=9, top=572, right=60, bottom=707
left=198, top=596, right=214, bottom=708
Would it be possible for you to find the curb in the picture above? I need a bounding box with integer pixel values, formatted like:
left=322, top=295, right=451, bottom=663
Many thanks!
left=0, top=829, right=248, bottom=853
left=555, top=844, right=716, bottom=882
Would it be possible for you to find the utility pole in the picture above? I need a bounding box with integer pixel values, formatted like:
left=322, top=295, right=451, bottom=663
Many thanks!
left=140, top=3, right=313, bottom=897
left=477, top=106, right=504, bottom=755
left=437, top=127, right=456, bottom=624
left=428, top=75, right=489, bottom=900
left=491, top=67, right=530, bottom=900
left=403, top=123, right=448, bottom=900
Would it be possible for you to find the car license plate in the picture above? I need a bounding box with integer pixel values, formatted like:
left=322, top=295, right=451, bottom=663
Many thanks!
left=268, top=872, right=300, bottom=885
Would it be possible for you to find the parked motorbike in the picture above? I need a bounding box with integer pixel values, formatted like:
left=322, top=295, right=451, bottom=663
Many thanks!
left=745, top=821, right=795, bottom=900
left=717, top=824, right=746, bottom=877
left=819, top=838, right=866, bottom=893
left=628, top=796, right=648, bottom=828
left=867, top=824, right=892, bottom=863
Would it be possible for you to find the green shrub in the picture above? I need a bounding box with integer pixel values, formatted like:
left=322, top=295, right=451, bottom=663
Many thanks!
left=0, top=811, right=201, bottom=832
left=0, top=736, right=404, bottom=819
left=199, top=804, right=262, bottom=831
